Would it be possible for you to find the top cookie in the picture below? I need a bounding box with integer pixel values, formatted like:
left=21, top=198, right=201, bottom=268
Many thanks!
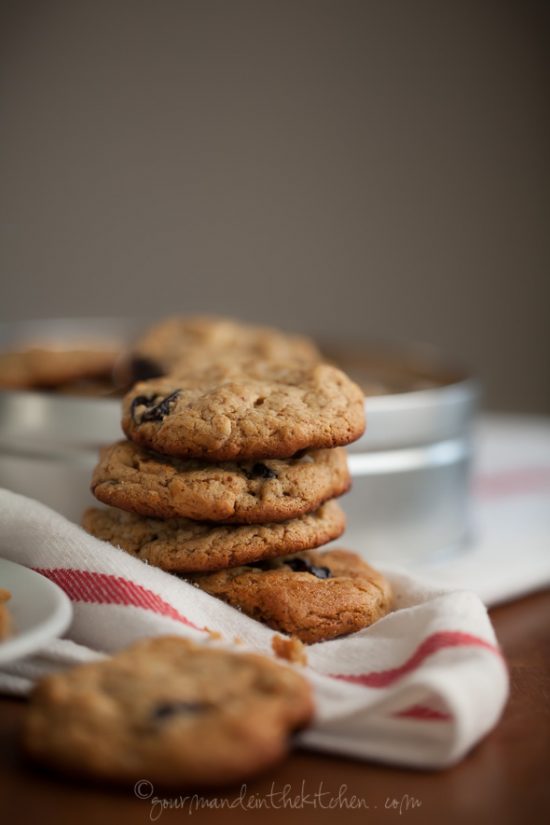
left=23, top=636, right=314, bottom=786
left=122, top=361, right=366, bottom=461
left=124, top=315, right=321, bottom=382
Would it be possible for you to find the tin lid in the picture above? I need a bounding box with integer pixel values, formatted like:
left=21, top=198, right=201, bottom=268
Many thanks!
left=0, top=319, right=478, bottom=456
left=354, top=380, right=479, bottom=451
left=324, top=341, right=479, bottom=450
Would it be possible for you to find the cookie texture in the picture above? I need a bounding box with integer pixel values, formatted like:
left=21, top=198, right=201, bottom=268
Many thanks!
left=91, top=440, right=350, bottom=523
left=122, top=361, right=365, bottom=461
left=190, top=549, right=392, bottom=644
left=23, top=636, right=314, bottom=786
left=0, top=347, right=118, bottom=389
left=82, top=501, right=346, bottom=572
left=124, top=315, right=321, bottom=382
left=0, top=589, right=11, bottom=640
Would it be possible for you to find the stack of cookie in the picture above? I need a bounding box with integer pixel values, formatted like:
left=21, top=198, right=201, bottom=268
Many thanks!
left=84, top=317, right=392, bottom=644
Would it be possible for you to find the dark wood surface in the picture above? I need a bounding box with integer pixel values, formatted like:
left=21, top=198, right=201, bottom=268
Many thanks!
left=1, top=589, right=549, bottom=825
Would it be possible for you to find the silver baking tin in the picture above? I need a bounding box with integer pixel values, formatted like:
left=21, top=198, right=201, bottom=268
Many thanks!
left=344, top=379, right=478, bottom=563
left=0, top=319, right=478, bottom=563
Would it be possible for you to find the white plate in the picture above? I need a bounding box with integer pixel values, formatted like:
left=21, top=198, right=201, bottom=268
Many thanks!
left=0, top=558, right=73, bottom=664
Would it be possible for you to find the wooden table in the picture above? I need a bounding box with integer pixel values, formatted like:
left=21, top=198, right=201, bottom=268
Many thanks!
left=1, top=589, right=549, bottom=825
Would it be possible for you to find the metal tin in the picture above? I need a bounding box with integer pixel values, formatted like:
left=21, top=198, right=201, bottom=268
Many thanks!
left=343, top=381, right=478, bottom=563
left=323, top=343, right=479, bottom=562
left=0, top=320, right=478, bottom=562
left=0, top=318, right=136, bottom=521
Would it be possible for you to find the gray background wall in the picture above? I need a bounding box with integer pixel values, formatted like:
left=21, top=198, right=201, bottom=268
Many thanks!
left=1, top=0, right=548, bottom=411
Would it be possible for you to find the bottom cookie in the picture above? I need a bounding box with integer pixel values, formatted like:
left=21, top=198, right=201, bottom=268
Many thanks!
left=23, top=636, right=314, bottom=786
left=189, top=549, right=392, bottom=644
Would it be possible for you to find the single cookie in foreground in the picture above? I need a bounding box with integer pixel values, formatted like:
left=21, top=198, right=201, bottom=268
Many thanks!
left=91, top=440, right=350, bottom=523
left=189, top=549, right=392, bottom=644
left=23, top=636, right=314, bottom=786
left=82, top=501, right=346, bottom=572
left=122, top=361, right=365, bottom=461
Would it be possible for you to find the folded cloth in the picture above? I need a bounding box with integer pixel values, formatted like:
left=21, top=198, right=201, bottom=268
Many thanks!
left=0, top=489, right=508, bottom=770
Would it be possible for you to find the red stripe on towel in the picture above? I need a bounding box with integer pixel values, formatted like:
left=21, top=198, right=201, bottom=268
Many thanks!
left=475, top=467, right=550, bottom=498
left=394, top=704, right=452, bottom=721
left=33, top=568, right=202, bottom=631
left=330, top=631, right=502, bottom=688
left=31, top=570, right=503, bottom=707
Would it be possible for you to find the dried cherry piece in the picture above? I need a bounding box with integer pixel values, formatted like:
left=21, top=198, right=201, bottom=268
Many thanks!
left=285, top=557, right=331, bottom=579
left=131, top=389, right=180, bottom=424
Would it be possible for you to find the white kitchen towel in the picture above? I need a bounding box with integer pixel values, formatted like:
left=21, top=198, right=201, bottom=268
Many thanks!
left=0, top=489, right=507, bottom=770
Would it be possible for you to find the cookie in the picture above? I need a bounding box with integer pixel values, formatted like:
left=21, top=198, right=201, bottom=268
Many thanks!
left=122, top=361, right=365, bottom=461
left=82, top=500, right=346, bottom=572
left=0, top=589, right=11, bottom=640
left=23, top=636, right=314, bottom=786
left=189, top=549, right=392, bottom=644
left=91, top=440, right=351, bottom=523
left=123, top=315, right=321, bottom=382
left=0, top=346, right=119, bottom=390
left=54, top=377, right=117, bottom=397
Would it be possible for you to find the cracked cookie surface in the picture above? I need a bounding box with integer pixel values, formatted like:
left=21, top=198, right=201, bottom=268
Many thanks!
left=189, top=549, right=392, bottom=644
left=23, top=636, right=314, bottom=786
left=82, top=501, right=346, bottom=572
left=91, top=440, right=350, bottom=523
left=122, top=361, right=365, bottom=461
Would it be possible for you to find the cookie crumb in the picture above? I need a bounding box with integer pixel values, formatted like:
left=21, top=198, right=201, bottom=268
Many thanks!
left=272, top=635, right=307, bottom=666
left=0, top=589, right=12, bottom=640
left=205, top=627, right=223, bottom=641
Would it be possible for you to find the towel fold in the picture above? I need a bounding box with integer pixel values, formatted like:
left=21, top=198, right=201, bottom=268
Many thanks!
left=0, top=489, right=508, bottom=769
